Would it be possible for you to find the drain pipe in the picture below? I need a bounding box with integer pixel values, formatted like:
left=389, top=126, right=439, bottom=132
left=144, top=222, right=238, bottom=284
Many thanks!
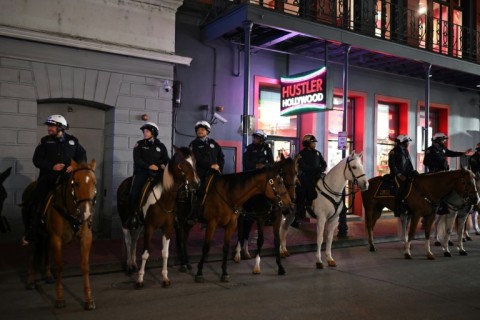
left=423, top=63, right=432, bottom=173
left=242, top=21, right=253, bottom=154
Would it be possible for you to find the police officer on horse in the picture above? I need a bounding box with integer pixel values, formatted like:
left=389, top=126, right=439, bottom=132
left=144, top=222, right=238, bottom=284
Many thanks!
left=22, top=114, right=87, bottom=245
left=468, top=143, right=480, bottom=235
left=243, top=129, right=274, bottom=171
left=423, top=132, right=471, bottom=173
left=296, top=134, right=327, bottom=218
left=388, top=134, right=418, bottom=216
left=127, top=122, right=170, bottom=229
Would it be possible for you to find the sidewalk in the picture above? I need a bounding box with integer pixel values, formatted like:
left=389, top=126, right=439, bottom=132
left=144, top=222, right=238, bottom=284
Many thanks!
left=0, top=214, right=408, bottom=276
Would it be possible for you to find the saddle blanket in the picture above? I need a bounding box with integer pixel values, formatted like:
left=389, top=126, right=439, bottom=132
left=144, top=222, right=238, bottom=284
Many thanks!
left=373, top=175, right=399, bottom=198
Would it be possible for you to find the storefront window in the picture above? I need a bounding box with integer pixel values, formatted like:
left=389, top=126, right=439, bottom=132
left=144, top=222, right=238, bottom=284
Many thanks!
left=326, top=96, right=354, bottom=170
left=376, top=103, right=399, bottom=176
left=417, top=108, right=438, bottom=170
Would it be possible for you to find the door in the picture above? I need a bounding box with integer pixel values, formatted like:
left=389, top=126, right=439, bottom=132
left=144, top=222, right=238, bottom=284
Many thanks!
left=37, top=103, right=105, bottom=234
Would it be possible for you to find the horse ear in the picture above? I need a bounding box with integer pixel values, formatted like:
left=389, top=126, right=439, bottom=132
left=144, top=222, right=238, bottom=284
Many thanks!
left=71, top=160, right=78, bottom=170
left=357, top=151, right=363, bottom=158
left=90, top=159, right=97, bottom=171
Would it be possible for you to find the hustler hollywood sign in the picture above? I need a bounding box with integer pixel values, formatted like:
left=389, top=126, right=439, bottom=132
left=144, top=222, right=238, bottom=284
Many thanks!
left=280, top=67, right=329, bottom=116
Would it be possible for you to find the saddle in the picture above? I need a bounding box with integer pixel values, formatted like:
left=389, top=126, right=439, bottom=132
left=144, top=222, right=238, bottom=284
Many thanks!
left=373, top=174, right=399, bottom=198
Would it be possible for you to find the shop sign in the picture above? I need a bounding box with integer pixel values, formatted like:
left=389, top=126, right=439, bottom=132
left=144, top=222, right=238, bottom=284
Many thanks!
left=280, top=67, right=329, bottom=116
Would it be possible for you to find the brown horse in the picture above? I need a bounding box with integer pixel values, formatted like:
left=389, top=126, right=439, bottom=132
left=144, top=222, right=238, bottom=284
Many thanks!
left=132, top=146, right=198, bottom=288
left=0, top=167, right=12, bottom=233
left=22, top=160, right=97, bottom=310
left=362, top=168, right=479, bottom=259
left=194, top=156, right=295, bottom=283
left=233, top=155, right=298, bottom=275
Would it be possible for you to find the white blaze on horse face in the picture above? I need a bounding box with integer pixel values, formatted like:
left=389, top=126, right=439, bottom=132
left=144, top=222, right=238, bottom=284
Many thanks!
left=84, top=202, right=92, bottom=221
left=187, top=157, right=200, bottom=184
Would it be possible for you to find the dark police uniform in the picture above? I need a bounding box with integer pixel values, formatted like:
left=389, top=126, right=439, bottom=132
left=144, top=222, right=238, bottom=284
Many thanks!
left=388, top=144, right=417, bottom=216
left=469, top=151, right=480, bottom=174
left=189, top=137, right=225, bottom=186
left=129, top=138, right=170, bottom=206
left=424, top=142, right=464, bottom=173
left=243, top=142, right=274, bottom=171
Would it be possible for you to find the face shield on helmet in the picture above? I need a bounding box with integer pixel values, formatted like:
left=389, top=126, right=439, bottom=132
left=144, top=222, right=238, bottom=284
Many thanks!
left=302, top=134, right=318, bottom=147
left=396, top=134, right=412, bottom=144
left=252, top=129, right=267, bottom=141
left=45, top=114, right=68, bottom=130
left=195, top=120, right=211, bottom=134
left=140, top=122, right=159, bottom=137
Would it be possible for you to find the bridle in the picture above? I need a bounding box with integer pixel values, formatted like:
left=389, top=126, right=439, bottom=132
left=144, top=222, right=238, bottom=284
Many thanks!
left=268, top=175, right=289, bottom=208
left=321, top=156, right=365, bottom=197
left=70, top=167, right=97, bottom=206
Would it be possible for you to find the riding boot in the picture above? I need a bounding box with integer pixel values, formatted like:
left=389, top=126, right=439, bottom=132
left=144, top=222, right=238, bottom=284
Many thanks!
left=186, top=193, right=201, bottom=226
left=394, top=196, right=405, bottom=217
left=124, top=203, right=141, bottom=230
left=305, top=199, right=316, bottom=218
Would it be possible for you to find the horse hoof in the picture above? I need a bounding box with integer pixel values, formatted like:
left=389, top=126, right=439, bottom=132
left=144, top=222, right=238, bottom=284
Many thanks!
left=443, top=252, right=452, bottom=257
left=466, top=236, right=473, bottom=241
left=220, top=275, right=231, bottom=283
left=244, top=253, right=252, bottom=260
left=233, top=256, right=241, bottom=263
left=162, top=280, right=171, bottom=288
left=459, top=250, right=468, bottom=256
left=26, top=282, right=36, bottom=290
left=84, top=300, right=96, bottom=310
left=280, top=251, right=290, bottom=258
left=369, top=246, right=376, bottom=252
left=136, top=282, right=144, bottom=289
left=434, top=241, right=441, bottom=247
left=195, top=275, right=205, bottom=283
left=404, top=254, right=412, bottom=260
left=327, top=260, right=337, bottom=267
left=252, top=270, right=261, bottom=275
left=427, top=253, right=435, bottom=260
left=55, top=300, right=66, bottom=309
left=316, top=262, right=324, bottom=269
left=278, top=267, right=286, bottom=276
left=43, top=276, right=55, bottom=284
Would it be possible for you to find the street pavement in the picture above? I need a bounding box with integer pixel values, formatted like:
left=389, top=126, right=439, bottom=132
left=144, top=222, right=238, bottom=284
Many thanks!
left=1, top=218, right=480, bottom=320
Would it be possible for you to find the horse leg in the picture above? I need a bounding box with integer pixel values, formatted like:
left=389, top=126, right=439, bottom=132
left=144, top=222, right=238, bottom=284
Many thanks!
left=252, top=218, right=265, bottom=275
left=122, top=228, right=135, bottom=275
left=175, top=223, right=192, bottom=272
left=365, top=204, right=383, bottom=252
left=423, top=214, right=436, bottom=260
left=220, top=220, right=237, bottom=282
left=438, top=213, right=453, bottom=257
left=136, top=225, right=153, bottom=289
left=404, top=214, right=420, bottom=259
left=50, top=236, right=66, bottom=308
left=279, top=212, right=295, bottom=257
left=457, top=213, right=469, bottom=256
left=26, top=245, right=36, bottom=289
left=471, top=210, right=480, bottom=234
left=80, top=229, right=95, bottom=310
left=315, top=217, right=326, bottom=269
left=195, top=222, right=216, bottom=283
left=272, top=211, right=286, bottom=275
left=325, top=217, right=339, bottom=267
left=161, top=235, right=171, bottom=288
left=234, top=215, right=248, bottom=263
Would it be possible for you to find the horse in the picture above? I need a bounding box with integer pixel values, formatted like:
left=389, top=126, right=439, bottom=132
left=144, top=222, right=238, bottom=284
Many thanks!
left=116, top=146, right=199, bottom=283
left=279, top=151, right=368, bottom=269
left=22, top=160, right=97, bottom=310
left=193, top=157, right=295, bottom=283
left=0, top=167, right=12, bottom=233
left=362, top=168, right=479, bottom=259
left=232, top=155, right=298, bottom=274
left=134, top=147, right=198, bottom=288
left=434, top=173, right=480, bottom=256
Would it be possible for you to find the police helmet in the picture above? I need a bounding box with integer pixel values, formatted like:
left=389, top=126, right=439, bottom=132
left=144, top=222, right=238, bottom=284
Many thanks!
left=140, top=122, right=159, bottom=137
left=45, top=114, right=69, bottom=130
left=302, top=134, right=318, bottom=147
left=432, top=132, right=448, bottom=141
left=195, top=120, right=211, bottom=133
left=252, top=129, right=267, bottom=141
left=396, top=134, right=412, bottom=144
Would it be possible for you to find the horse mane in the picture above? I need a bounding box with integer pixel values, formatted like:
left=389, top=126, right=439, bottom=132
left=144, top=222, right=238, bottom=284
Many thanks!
left=163, top=146, right=193, bottom=191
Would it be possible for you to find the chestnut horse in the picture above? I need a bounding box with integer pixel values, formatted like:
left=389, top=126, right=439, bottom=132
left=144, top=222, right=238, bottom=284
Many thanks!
left=194, top=157, right=295, bottom=283
left=233, top=155, right=298, bottom=275
left=116, top=146, right=198, bottom=281
left=0, top=167, right=12, bottom=233
left=362, top=168, right=479, bottom=259
left=279, top=151, right=368, bottom=268
left=22, top=160, right=97, bottom=310
left=134, top=147, right=198, bottom=288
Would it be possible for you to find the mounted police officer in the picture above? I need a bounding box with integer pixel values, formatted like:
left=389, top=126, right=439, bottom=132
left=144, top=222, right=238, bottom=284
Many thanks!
left=127, top=122, right=170, bottom=229
left=296, top=134, right=327, bottom=218
left=388, top=134, right=418, bottom=216
left=468, top=143, right=480, bottom=235
left=243, top=129, right=274, bottom=171
left=188, top=120, right=225, bottom=223
left=22, top=114, right=87, bottom=245
left=423, top=132, right=471, bottom=173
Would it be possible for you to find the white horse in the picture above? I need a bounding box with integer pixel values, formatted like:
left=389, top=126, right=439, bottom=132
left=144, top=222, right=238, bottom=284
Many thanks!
left=435, top=173, right=480, bottom=256
left=280, top=151, right=369, bottom=268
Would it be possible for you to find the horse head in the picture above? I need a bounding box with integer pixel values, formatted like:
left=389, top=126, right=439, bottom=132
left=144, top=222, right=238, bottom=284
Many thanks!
left=267, top=157, right=294, bottom=212
left=163, top=145, right=199, bottom=192
left=455, top=168, right=479, bottom=207
left=345, top=151, right=369, bottom=191
left=276, top=153, right=297, bottom=203
left=69, top=159, right=97, bottom=224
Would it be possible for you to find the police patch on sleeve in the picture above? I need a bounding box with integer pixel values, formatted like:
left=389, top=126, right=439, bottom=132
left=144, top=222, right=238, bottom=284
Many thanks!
left=210, top=143, right=215, bottom=148
left=69, top=140, right=75, bottom=146
left=156, top=147, right=160, bottom=152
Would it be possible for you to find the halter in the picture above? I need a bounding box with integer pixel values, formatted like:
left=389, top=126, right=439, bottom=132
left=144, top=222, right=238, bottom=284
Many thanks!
left=344, top=156, right=366, bottom=188
left=268, top=175, right=289, bottom=208
left=70, top=167, right=97, bottom=206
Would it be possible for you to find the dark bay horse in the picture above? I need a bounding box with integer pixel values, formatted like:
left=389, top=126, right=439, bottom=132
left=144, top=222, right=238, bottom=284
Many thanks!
left=116, top=146, right=198, bottom=278
left=362, top=168, right=479, bottom=259
left=0, top=167, right=12, bottom=233
left=133, top=147, right=198, bottom=288
left=233, top=155, right=298, bottom=275
left=194, top=157, right=295, bottom=283
left=22, top=160, right=97, bottom=310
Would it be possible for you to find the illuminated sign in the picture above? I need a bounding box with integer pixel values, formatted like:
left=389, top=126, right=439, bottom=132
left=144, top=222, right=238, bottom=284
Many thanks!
left=280, top=67, right=329, bottom=116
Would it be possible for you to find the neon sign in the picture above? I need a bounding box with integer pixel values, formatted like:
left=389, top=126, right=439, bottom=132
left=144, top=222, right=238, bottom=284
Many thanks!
left=280, top=67, right=329, bottom=116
